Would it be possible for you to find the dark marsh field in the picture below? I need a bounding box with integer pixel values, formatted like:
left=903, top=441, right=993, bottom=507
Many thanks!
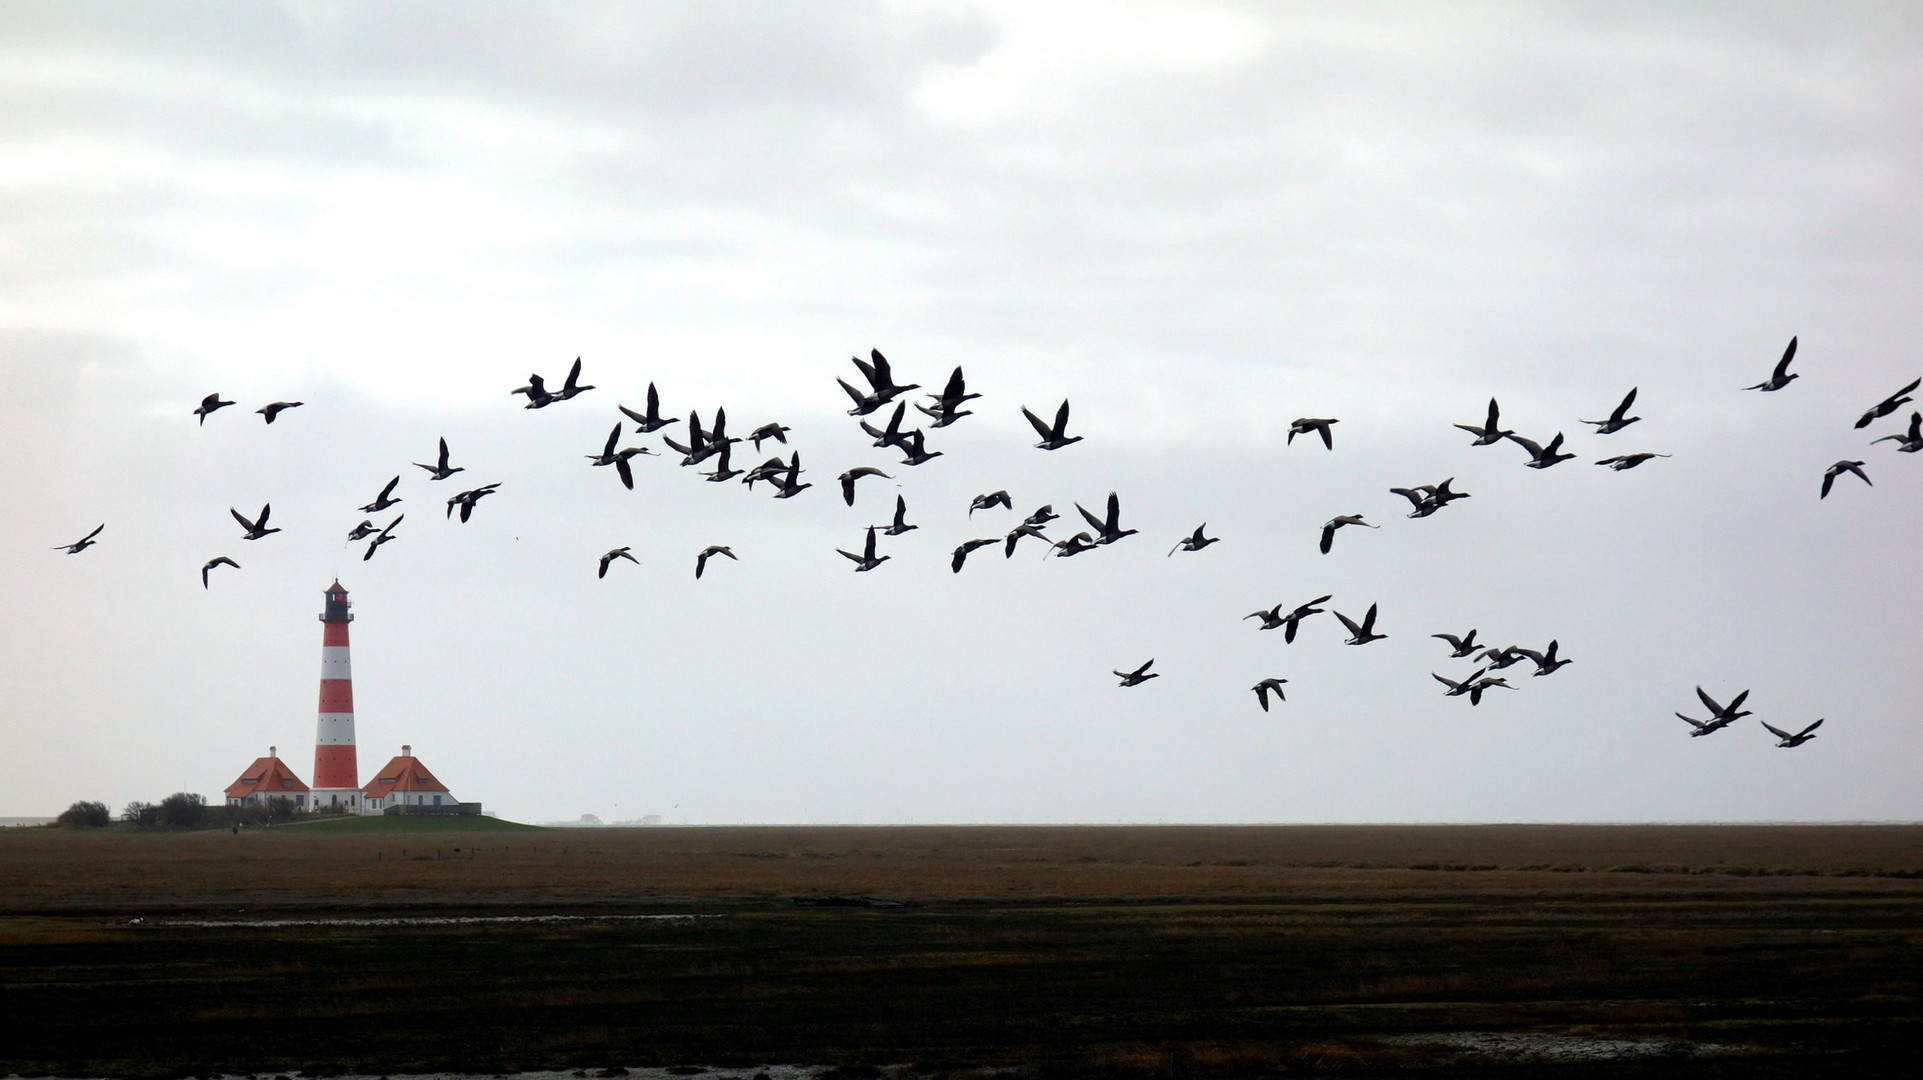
left=3, top=824, right=1921, bottom=1078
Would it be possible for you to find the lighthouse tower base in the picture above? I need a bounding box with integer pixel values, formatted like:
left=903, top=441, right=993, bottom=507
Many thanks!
left=309, top=788, right=364, bottom=814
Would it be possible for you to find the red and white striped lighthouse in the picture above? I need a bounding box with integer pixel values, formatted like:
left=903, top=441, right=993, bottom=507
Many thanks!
left=311, top=580, right=361, bottom=811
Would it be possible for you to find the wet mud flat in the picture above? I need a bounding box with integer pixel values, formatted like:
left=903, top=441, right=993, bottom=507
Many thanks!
left=2, top=825, right=1920, bottom=1077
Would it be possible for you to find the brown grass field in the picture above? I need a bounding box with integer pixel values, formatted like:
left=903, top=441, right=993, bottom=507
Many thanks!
left=4, top=824, right=1921, bottom=1077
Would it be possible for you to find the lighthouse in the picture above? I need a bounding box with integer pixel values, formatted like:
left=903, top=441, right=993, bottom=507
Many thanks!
left=310, top=581, right=362, bottom=812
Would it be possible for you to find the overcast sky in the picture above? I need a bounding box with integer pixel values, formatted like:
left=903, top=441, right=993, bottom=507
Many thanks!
left=5, top=1, right=1921, bottom=824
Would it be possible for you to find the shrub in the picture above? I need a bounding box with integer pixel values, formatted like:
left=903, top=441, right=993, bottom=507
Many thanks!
left=122, top=801, right=158, bottom=827
left=156, top=792, right=208, bottom=830
left=56, top=800, right=112, bottom=828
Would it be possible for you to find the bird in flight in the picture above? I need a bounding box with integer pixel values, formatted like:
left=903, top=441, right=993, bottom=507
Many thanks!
left=1115, top=659, right=1159, bottom=687
left=1694, top=687, right=1753, bottom=728
left=193, top=393, right=235, bottom=424
left=1319, top=514, right=1377, bottom=554
left=1463, top=675, right=1515, bottom=705
left=859, top=402, right=913, bottom=451
left=1762, top=718, right=1823, bottom=748
left=1455, top=398, right=1513, bottom=445
left=699, top=443, right=742, bottom=482
left=1245, top=604, right=1287, bottom=631
left=256, top=401, right=303, bottom=423
left=969, top=491, right=1012, bottom=517
left=231, top=504, right=280, bottom=541
left=1872, top=412, right=1923, bottom=452
left=1390, top=479, right=1470, bottom=518
left=1511, top=640, right=1573, bottom=676
left=619, top=383, right=680, bottom=433
left=839, top=467, right=893, bottom=507
left=1596, top=452, right=1671, bottom=471
left=511, top=373, right=555, bottom=409
left=1580, top=388, right=1642, bottom=434
left=1432, top=630, right=1480, bottom=658
left=1820, top=460, right=1870, bottom=499
left=1507, top=432, right=1576, bottom=469
left=359, top=476, right=402, bottom=514
left=951, top=538, right=999, bottom=573
left=747, top=422, right=791, bottom=451
left=897, top=430, right=943, bottom=466
left=1003, top=522, right=1049, bottom=558
left=1854, top=378, right=1921, bottom=430
left=363, top=514, right=403, bottom=561
left=1168, top=523, right=1220, bottom=556
left=200, top=556, right=240, bottom=589
left=598, top=547, right=639, bottom=579
left=1278, top=595, right=1333, bottom=644
left=1077, top=492, right=1138, bottom=546
left=584, top=422, right=656, bottom=490
left=555, top=357, right=595, bottom=401
left=1022, top=400, right=1082, bottom=451
left=875, top=494, right=918, bottom=536
left=346, top=520, right=380, bottom=541
left=918, top=366, right=979, bottom=427
left=1049, top=532, right=1100, bottom=558
left=839, top=349, right=918, bottom=416
left=1433, top=667, right=1491, bottom=699
left=838, top=525, right=890, bottom=572
left=770, top=453, right=811, bottom=499
left=54, top=524, right=105, bottom=554
left=695, top=545, right=737, bottom=579
left=1743, top=337, right=1799, bottom=391
left=446, top=483, right=501, bottom=522
left=415, top=437, right=465, bottom=481
left=1251, top=678, right=1288, bottom=711
left=1287, top=417, right=1338, bottom=450
left=1335, top=602, right=1387, bottom=645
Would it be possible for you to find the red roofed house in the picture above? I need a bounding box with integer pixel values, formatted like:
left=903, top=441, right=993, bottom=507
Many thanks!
left=361, top=745, right=462, bottom=813
left=224, top=747, right=310, bottom=808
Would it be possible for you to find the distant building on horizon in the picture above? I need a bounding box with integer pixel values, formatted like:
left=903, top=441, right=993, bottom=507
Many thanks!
left=222, top=747, right=309, bottom=808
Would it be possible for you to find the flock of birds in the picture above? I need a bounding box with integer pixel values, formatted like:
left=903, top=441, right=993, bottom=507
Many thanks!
left=51, top=339, right=1919, bottom=748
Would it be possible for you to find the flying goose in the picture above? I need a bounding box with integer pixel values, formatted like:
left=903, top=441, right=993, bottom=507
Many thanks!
left=1762, top=718, right=1823, bottom=748
left=1743, top=337, right=1799, bottom=391
left=699, top=442, right=742, bottom=482
left=969, top=491, right=1012, bottom=516
left=445, top=483, right=501, bottom=523
left=840, top=467, right=893, bottom=506
left=1820, top=460, right=1870, bottom=499
left=1454, top=398, right=1513, bottom=445
left=837, top=525, right=889, bottom=571
left=1390, top=479, right=1470, bottom=518
left=1506, top=432, right=1576, bottom=468
left=230, top=504, right=280, bottom=541
left=1049, top=532, right=1100, bottom=558
left=897, top=429, right=943, bottom=465
left=554, top=357, right=595, bottom=401
left=1319, top=514, right=1377, bottom=555
left=1580, top=388, right=1642, bottom=434
left=1677, top=712, right=1726, bottom=738
left=193, top=393, right=235, bottom=424
left=1596, top=453, right=1670, bottom=470
left=1287, top=417, right=1338, bottom=450
left=1003, top=522, right=1049, bottom=557
left=1475, top=646, right=1530, bottom=670
left=1245, top=604, right=1287, bottom=631
left=1251, top=678, right=1289, bottom=711
left=853, top=349, right=919, bottom=405
left=1854, top=378, right=1920, bottom=430
left=200, top=556, right=239, bottom=588
left=1024, top=504, right=1060, bottom=527
left=1279, top=595, right=1333, bottom=644
left=1168, top=523, right=1220, bottom=556
left=511, top=373, right=555, bottom=409
left=951, top=538, right=999, bottom=573
left=1076, top=492, right=1138, bottom=545
left=1022, top=400, right=1082, bottom=450
left=346, top=520, right=380, bottom=541
left=598, top=547, right=639, bottom=579
left=1871, top=411, right=1923, bottom=452
left=256, top=401, right=303, bottom=423
left=1334, top=602, right=1386, bottom=645
left=1114, top=659, right=1159, bottom=687
left=53, top=524, right=104, bottom=554
left=1464, top=676, right=1515, bottom=705
left=359, top=476, right=402, bottom=513
left=859, top=402, right=913, bottom=450
left=416, top=437, right=465, bottom=480
left=618, top=383, right=680, bottom=433
left=917, top=366, right=979, bottom=427
left=695, top=545, right=737, bottom=579
left=1432, top=630, right=1480, bottom=658
left=362, top=514, right=403, bottom=561
left=1695, top=687, right=1753, bottom=725
left=1433, top=667, right=1492, bottom=697
left=1511, top=640, right=1573, bottom=676
left=882, top=494, right=918, bottom=535
left=747, top=422, right=791, bottom=451
left=770, top=453, right=811, bottom=499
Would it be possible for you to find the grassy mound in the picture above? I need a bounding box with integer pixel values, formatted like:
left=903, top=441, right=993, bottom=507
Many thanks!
left=279, top=814, right=543, bottom=833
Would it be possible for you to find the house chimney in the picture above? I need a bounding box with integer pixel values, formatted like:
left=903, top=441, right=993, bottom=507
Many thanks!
left=269, top=746, right=277, bottom=758
left=402, top=744, right=412, bottom=757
